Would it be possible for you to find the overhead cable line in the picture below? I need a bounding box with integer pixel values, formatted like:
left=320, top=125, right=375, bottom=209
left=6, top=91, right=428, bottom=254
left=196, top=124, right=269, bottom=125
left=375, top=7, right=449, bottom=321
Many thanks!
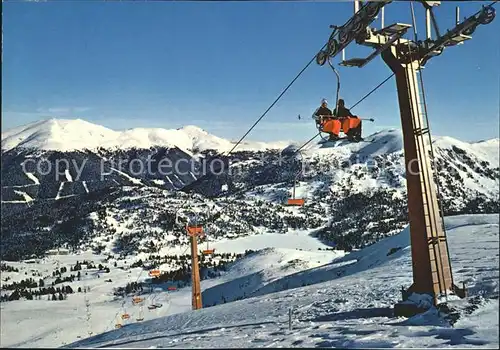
left=225, top=43, right=327, bottom=156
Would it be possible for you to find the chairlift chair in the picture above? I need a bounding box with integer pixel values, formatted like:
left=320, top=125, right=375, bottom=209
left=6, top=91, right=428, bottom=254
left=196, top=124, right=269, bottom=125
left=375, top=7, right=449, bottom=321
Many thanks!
left=132, top=296, right=144, bottom=304
left=286, top=176, right=305, bottom=206
left=136, top=305, right=144, bottom=321
left=202, top=227, right=215, bottom=255
left=148, top=269, right=161, bottom=278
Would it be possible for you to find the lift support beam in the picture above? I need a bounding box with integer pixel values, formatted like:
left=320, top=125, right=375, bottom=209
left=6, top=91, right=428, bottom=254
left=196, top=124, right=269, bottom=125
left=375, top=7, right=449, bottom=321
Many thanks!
left=187, top=225, right=203, bottom=310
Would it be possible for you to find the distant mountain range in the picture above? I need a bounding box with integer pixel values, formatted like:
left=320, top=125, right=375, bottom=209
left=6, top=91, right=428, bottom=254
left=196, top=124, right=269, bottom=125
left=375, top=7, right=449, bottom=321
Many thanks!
left=1, top=118, right=498, bottom=261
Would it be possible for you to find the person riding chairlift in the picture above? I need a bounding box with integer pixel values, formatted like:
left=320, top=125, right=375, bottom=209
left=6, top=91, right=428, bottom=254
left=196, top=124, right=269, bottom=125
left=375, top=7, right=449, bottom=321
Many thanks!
left=314, top=98, right=362, bottom=142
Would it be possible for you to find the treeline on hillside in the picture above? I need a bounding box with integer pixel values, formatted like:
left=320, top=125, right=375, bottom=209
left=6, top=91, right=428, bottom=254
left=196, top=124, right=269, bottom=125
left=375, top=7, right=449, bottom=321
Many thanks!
left=0, top=260, right=110, bottom=303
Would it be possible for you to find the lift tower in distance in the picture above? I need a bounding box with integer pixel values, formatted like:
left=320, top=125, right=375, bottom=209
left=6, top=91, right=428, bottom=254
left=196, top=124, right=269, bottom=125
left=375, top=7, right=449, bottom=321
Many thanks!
left=315, top=0, right=496, bottom=316
left=187, top=222, right=204, bottom=310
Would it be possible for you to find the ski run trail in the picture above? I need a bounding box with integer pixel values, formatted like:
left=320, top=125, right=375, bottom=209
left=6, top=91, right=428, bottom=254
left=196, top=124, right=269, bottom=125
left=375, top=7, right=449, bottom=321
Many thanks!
left=0, top=214, right=498, bottom=348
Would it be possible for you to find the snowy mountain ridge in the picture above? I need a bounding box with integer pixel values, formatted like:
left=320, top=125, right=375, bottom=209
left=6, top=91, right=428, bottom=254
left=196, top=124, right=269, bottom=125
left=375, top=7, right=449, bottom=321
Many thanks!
left=1, top=118, right=290, bottom=153
left=1, top=119, right=498, bottom=261
left=2, top=118, right=499, bottom=155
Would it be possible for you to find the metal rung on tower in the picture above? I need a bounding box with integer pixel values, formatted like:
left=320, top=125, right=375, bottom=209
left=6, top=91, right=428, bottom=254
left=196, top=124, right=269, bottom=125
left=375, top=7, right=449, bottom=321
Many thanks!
left=444, top=33, right=472, bottom=46
left=339, top=58, right=367, bottom=67
left=375, top=22, right=412, bottom=35
left=414, top=127, right=430, bottom=136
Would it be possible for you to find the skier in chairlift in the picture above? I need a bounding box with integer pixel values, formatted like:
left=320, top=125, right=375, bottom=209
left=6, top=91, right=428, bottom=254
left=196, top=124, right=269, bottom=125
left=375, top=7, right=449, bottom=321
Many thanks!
left=313, top=98, right=336, bottom=141
left=334, top=99, right=362, bottom=142
left=313, top=98, right=333, bottom=118
left=313, top=98, right=363, bottom=142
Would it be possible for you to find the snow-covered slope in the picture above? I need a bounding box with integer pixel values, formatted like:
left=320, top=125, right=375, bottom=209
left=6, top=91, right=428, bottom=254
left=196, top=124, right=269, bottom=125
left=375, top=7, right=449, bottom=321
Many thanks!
left=1, top=118, right=289, bottom=153
left=0, top=226, right=339, bottom=347
left=201, top=247, right=344, bottom=306
left=49, top=213, right=497, bottom=349
left=1, top=214, right=497, bottom=348
left=434, top=136, right=500, bottom=166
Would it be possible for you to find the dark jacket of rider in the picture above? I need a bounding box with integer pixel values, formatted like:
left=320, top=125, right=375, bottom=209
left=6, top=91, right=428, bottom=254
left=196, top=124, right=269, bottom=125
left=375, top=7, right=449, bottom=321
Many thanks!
left=333, top=99, right=354, bottom=118
left=313, top=98, right=333, bottom=118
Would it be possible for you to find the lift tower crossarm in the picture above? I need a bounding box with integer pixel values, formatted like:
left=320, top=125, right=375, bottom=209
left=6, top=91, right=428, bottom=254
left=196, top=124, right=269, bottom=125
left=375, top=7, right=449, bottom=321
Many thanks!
left=340, top=23, right=412, bottom=68
left=413, top=5, right=496, bottom=66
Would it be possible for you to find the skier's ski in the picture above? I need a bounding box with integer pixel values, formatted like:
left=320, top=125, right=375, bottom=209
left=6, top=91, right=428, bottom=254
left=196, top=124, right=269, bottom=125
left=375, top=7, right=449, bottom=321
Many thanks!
left=318, top=137, right=373, bottom=145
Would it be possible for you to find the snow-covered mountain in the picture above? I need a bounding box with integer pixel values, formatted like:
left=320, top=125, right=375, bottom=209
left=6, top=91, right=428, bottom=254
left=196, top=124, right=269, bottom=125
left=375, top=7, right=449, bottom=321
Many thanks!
left=1, top=118, right=289, bottom=153
left=1, top=118, right=498, bottom=261
left=1, top=119, right=498, bottom=347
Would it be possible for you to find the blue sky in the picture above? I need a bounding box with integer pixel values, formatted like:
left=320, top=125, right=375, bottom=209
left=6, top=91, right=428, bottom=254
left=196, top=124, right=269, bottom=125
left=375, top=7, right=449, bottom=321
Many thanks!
left=2, top=1, right=499, bottom=143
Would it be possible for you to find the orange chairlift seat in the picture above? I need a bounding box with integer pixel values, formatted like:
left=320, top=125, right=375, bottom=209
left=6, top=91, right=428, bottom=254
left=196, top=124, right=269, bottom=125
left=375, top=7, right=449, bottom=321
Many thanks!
left=287, top=198, right=305, bottom=206
left=148, top=269, right=161, bottom=278
left=286, top=178, right=305, bottom=206
left=318, top=115, right=362, bottom=140
left=202, top=232, right=215, bottom=255
left=132, top=296, right=144, bottom=304
left=121, top=313, right=130, bottom=320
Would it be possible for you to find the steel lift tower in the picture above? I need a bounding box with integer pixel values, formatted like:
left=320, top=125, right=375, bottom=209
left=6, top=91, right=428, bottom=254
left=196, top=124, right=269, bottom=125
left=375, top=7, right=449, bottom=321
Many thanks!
left=187, top=223, right=203, bottom=310
left=316, top=0, right=496, bottom=316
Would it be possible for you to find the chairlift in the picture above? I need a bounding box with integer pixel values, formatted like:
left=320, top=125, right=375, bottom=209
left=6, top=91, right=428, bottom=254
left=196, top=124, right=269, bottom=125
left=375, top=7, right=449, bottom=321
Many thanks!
left=202, top=227, right=215, bottom=255
left=287, top=198, right=305, bottom=206
left=186, top=213, right=205, bottom=236
left=132, top=296, right=144, bottom=304
left=148, top=288, right=164, bottom=309
left=121, top=313, right=130, bottom=320
left=115, top=323, right=122, bottom=329
left=314, top=59, right=369, bottom=142
left=136, top=305, right=144, bottom=321
left=148, top=269, right=161, bottom=278
left=286, top=173, right=305, bottom=206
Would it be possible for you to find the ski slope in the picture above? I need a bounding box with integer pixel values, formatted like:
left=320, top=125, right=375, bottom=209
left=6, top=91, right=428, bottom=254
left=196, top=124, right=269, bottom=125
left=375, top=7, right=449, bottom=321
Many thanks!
left=0, top=228, right=337, bottom=347
left=2, top=214, right=496, bottom=348
left=61, top=214, right=498, bottom=349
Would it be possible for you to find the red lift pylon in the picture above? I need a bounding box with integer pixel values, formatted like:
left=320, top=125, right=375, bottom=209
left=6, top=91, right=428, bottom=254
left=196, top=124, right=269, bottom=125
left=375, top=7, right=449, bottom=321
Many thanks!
left=187, top=223, right=203, bottom=310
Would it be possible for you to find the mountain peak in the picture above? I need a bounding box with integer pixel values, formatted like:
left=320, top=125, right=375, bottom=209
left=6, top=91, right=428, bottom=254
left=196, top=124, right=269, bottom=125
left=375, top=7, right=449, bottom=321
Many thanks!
left=1, top=118, right=118, bottom=152
left=1, top=118, right=287, bottom=153
left=177, top=125, right=207, bottom=133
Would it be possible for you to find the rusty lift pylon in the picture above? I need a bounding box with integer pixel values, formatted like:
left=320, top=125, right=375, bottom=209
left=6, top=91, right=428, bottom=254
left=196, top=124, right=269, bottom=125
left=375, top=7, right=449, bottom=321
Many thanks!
left=316, top=0, right=496, bottom=316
